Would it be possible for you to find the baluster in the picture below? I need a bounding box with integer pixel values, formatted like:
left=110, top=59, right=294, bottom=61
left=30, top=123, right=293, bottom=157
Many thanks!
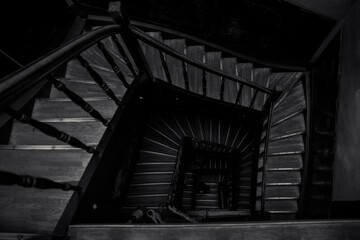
left=220, top=77, right=225, bottom=101
left=48, top=76, right=110, bottom=126
left=0, top=170, right=81, bottom=191
left=5, top=108, right=97, bottom=154
left=202, top=70, right=207, bottom=96
left=159, top=50, right=172, bottom=84
left=182, top=61, right=190, bottom=90
left=249, top=89, right=259, bottom=108
left=77, top=55, right=121, bottom=106
left=235, top=84, right=244, bottom=104
left=260, top=100, right=274, bottom=214
left=97, top=41, right=130, bottom=88
left=111, top=35, right=136, bottom=76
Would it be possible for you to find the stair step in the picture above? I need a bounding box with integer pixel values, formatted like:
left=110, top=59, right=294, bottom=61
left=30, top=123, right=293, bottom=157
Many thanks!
left=237, top=63, right=253, bottom=107
left=257, top=185, right=300, bottom=198
left=9, top=121, right=106, bottom=145
left=272, top=82, right=306, bottom=125
left=268, top=72, right=303, bottom=91
left=260, top=135, right=304, bottom=155
left=131, top=172, right=173, bottom=184
left=32, top=98, right=118, bottom=119
left=222, top=57, right=238, bottom=104
left=0, top=149, right=91, bottom=181
left=187, top=45, right=205, bottom=95
left=65, top=59, right=133, bottom=84
left=50, top=79, right=126, bottom=99
left=134, top=162, right=176, bottom=173
left=139, top=32, right=164, bottom=80
left=126, top=182, right=171, bottom=195
left=0, top=148, right=91, bottom=233
left=205, top=52, right=222, bottom=100
left=258, top=154, right=303, bottom=169
left=268, top=113, right=305, bottom=141
left=265, top=200, right=298, bottom=212
left=258, top=171, right=301, bottom=184
left=163, top=38, right=186, bottom=89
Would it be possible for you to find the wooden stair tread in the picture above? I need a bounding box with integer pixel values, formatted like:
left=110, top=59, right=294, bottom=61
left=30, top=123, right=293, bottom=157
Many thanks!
left=0, top=149, right=91, bottom=181
left=222, top=57, right=238, bottom=104
left=258, top=171, right=301, bottom=184
left=163, top=39, right=186, bottom=89
left=50, top=79, right=126, bottom=98
left=269, top=72, right=303, bottom=91
left=65, top=59, right=133, bottom=84
left=205, top=52, right=222, bottom=100
left=139, top=32, right=164, bottom=80
left=237, top=63, right=253, bottom=107
left=268, top=113, right=305, bottom=140
left=10, top=121, right=106, bottom=145
left=0, top=186, right=72, bottom=233
left=258, top=154, right=303, bottom=169
left=252, top=68, right=271, bottom=110
left=187, top=45, right=205, bottom=95
left=32, top=98, right=118, bottom=119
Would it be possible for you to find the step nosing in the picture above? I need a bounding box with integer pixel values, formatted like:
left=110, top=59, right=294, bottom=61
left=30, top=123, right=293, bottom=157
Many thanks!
left=36, top=96, right=121, bottom=102
left=0, top=144, right=97, bottom=150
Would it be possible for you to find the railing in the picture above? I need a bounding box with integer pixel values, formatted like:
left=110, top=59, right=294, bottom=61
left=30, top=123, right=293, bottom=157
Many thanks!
left=0, top=22, right=141, bottom=191
left=0, top=1, right=278, bottom=234
left=128, top=26, right=275, bottom=111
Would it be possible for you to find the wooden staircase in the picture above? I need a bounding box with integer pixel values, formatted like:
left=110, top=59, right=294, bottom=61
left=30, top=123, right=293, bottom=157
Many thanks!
left=124, top=25, right=307, bottom=218
left=0, top=34, right=134, bottom=233
left=0, top=19, right=308, bottom=235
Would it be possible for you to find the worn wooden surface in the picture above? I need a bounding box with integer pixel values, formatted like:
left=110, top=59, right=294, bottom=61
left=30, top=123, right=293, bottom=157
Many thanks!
left=69, top=220, right=360, bottom=240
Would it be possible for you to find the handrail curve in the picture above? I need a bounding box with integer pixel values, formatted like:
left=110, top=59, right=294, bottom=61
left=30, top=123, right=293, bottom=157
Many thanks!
left=0, top=25, right=122, bottom=110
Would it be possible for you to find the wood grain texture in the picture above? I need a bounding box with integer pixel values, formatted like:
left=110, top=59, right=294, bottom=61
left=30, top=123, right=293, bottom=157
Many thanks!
left=139, top=32, right=164, bottom=80
left=32, top=98, right=118, bottom=119
left=0, top=149, right=91, bottom=233
left=69, top=220, right=360, bottom=240
left=205, top=52, right=222, bottom=100
left=187, top=45, right=205, bottom=95
left=222, top=58, right=238, bottom=104
left=50, top=79, right=125, bottom=99
left=9, top=121, right=106, bottom=145
left=163, top=39, right=186, bottom=88
left=237, top=63, right=253, bottom=107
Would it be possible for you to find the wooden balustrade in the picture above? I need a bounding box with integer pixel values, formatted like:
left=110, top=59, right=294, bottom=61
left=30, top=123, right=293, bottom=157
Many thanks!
left=111, top=35, right=137, bottom=77
left=77, top=55, right=121, bottom=105
left=5, top=108, right=97, bottom=154
left=97, top=41, right=130, bottom=88
left=48, top=76, right=110, bottom=126
left=0, top=170, right=81, bottom=191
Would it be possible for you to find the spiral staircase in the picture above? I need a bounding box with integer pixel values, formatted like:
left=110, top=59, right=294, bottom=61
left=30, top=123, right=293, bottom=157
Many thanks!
left=0, top=7, right=313, bottom=239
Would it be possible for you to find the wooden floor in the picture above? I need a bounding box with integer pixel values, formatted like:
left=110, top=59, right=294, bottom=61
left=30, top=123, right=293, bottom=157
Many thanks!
left=69, top=220, right=360, bottom=240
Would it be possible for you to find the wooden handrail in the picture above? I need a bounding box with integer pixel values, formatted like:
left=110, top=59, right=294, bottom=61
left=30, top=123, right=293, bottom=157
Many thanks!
left=0, top=25, right=122, bottom=111
left=129, top=26, right=275, bottom=96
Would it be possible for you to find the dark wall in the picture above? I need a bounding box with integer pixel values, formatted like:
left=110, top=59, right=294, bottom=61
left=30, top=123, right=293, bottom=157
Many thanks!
left=333, top=2, right=360, bottom=201
left=0, top=0, right=73, bottom=78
